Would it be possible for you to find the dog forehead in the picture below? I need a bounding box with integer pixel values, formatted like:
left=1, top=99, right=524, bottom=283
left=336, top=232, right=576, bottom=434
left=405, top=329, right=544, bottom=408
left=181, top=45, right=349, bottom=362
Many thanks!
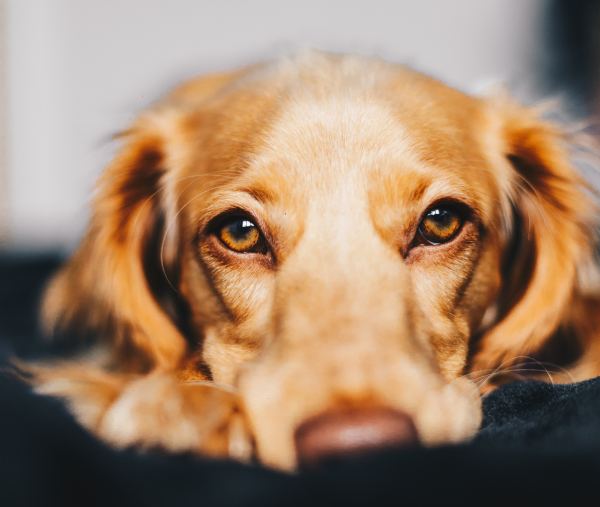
left=238, top=87, right=493, bottom=206
left=180, top=57, right=499, bottom=228
left=259, top=95, right=413, bottom=175
left=239, top=60, right=489, bottom=176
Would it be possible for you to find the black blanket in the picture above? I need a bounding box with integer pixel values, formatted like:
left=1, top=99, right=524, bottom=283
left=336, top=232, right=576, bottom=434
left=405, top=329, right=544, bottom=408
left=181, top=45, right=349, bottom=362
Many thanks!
left=1, top=253, right=599, bottom=506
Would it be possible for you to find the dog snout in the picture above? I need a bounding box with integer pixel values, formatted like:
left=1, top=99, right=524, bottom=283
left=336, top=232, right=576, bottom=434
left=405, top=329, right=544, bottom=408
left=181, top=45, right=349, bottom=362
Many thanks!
left=294, top=407, right=419, bottom=467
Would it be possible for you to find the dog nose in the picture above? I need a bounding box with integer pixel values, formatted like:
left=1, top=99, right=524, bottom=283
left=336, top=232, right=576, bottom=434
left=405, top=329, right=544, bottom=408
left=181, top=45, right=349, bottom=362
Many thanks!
left=294, top=407, right=419, bottom=467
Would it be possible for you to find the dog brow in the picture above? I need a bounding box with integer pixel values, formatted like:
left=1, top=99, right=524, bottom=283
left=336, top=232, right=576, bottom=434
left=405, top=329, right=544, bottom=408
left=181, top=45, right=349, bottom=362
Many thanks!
left=236, top=185, right=278, bottom=205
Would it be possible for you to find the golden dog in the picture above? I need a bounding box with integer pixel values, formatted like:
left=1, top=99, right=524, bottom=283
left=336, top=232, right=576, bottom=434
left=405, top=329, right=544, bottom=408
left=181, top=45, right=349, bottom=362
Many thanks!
left=33, top=52, right=599, bottom=470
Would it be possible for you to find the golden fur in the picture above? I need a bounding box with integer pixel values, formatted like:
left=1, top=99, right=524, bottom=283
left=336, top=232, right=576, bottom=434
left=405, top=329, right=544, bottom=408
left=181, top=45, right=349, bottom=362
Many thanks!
left=33, top=52, right=600, bottom=470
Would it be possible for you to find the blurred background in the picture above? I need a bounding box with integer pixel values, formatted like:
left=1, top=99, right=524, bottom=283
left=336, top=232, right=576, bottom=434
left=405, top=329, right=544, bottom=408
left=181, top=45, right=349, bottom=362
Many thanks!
left=0, top=0, right=599, bottom=252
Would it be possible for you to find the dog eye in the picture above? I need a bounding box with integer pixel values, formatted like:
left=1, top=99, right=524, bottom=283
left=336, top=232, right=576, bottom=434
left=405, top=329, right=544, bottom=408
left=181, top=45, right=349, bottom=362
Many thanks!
left=418, top=206, right=463, bottom=245
left=216, top=216, right=267, bottom=254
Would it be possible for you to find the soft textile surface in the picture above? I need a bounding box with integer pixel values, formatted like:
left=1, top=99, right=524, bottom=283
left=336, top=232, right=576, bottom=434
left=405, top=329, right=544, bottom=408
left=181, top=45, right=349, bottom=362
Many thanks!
left=1, top=253, right=600, bottom=506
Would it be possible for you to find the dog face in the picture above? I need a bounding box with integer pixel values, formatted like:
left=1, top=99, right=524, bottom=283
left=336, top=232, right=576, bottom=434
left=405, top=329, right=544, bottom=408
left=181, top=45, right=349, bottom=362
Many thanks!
left=43, top=53, right=594, bottom=469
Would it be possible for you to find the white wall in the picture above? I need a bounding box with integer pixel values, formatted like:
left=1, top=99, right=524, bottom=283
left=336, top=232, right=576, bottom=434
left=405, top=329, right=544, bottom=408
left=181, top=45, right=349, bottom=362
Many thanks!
left=2, top=0, right=547, bottom=250
left=0, top=0, right=7, bottom=244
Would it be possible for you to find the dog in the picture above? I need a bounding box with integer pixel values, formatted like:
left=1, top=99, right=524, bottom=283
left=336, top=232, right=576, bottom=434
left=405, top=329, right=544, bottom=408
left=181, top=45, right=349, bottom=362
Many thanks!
left=31, top=51, right=600, bottom=470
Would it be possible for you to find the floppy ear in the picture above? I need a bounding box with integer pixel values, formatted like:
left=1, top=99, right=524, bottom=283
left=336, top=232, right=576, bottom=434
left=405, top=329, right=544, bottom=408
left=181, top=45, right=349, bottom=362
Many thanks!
left=473, top=100, right=596, bottom=371
left=42, top=110, right=190, bottom=370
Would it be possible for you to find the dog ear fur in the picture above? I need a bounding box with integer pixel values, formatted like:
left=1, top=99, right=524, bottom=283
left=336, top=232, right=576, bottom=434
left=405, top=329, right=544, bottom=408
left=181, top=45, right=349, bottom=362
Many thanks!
left=474, top=100, right=597, bottom=371
left=42, top=111, right=190, bottom=370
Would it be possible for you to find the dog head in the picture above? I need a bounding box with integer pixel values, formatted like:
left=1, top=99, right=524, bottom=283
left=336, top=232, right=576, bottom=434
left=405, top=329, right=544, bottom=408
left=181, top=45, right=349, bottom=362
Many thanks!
left=43, top=53, right=595, bottom=469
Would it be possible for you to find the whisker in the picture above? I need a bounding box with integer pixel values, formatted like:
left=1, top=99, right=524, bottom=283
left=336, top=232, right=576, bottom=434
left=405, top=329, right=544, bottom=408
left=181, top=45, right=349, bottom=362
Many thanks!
left=452, top=354, right=575, bottom=391
left=128, top=173, right=205, bottom=250
left=160, top=190, right=210, bottom=292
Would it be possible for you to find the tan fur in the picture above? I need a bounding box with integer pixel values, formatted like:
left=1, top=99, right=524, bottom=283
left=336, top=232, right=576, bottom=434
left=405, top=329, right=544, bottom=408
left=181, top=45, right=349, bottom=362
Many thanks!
left=34, top=52, right=599, bottom=470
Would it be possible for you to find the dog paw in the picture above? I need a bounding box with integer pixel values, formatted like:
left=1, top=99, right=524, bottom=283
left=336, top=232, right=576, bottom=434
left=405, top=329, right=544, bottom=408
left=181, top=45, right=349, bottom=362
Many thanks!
left=98, top=373, right=253, bottom=461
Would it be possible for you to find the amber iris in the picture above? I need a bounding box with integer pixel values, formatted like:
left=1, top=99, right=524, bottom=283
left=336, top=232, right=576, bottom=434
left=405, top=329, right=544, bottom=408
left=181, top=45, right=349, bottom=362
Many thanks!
left=217, top=217, right=264, bottom=253
left=418, top=206, right=463, bottom=245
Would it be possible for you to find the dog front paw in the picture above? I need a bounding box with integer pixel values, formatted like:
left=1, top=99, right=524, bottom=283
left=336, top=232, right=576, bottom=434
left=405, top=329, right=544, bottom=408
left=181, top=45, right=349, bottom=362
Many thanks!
left=98, top=373, right=253, bottom=461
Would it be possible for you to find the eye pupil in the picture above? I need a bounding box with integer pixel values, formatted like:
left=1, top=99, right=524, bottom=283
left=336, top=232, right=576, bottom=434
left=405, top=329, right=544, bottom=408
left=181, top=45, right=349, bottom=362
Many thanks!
left=228, top=220, right=255, bottom=239
left=428, top=209, right=451, bottom=225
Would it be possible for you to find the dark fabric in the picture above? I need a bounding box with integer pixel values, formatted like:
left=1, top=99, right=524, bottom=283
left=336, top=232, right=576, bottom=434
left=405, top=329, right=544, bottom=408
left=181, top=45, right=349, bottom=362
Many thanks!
left=1, top=253, right=599, bottom=506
